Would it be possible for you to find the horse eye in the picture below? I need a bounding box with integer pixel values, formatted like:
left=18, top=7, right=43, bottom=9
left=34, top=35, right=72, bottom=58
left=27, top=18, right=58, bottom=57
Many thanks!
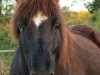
left=18, top=26, right=23, bottom=31
left=52, top=19, right=60, bottom=29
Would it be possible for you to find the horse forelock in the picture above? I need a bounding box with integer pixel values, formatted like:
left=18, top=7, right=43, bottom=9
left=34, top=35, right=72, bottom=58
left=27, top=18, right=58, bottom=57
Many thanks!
left=12, top=0, right=63, bottom=39
left=14, top=0, right=60, bottom=20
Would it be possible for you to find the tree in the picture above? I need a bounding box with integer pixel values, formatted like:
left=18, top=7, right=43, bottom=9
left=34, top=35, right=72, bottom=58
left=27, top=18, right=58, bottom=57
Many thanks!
left=85, top=0, right=100, bottom=29
left=92, top=9, right=100, bottom=30
left=0, top=0, right=13, bottom=24
left=85, top=0, right=100, bottom=13
left=0, top=0, right=16, bottom=49
left=61, top=6, right=92, bottom=25
left=0, top=0, right=2, bottom=15
left=62, top=6, right=69, bottom=13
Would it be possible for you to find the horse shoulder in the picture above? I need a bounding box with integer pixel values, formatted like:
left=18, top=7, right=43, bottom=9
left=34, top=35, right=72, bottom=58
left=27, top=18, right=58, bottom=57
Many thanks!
left=71, top=33, right=100, bottom=75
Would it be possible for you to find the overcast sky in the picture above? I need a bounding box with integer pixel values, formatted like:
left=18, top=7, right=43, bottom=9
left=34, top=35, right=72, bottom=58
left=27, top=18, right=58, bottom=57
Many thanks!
left=59, top=0, right=93, bottom=12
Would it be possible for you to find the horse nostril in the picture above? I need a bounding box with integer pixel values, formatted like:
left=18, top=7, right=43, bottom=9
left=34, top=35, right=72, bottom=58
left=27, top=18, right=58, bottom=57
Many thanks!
left=49, top=71, right=55, bottom=75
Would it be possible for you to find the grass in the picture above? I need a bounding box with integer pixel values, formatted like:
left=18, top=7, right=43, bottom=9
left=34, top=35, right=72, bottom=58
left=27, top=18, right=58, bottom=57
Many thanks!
left=0, top=52, right=14, bottom=75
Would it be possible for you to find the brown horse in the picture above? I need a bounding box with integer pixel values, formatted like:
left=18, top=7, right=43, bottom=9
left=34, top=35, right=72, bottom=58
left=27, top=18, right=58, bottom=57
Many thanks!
left=10, top=0, right=100, bottom=75
left=67, top=25, right=100, bottom=48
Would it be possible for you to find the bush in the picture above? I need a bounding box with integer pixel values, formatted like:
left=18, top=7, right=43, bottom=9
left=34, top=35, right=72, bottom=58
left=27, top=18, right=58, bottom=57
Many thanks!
left=91, top=9, right=100, bottom=30
left=93, top=9, right=100, bottom=30
left=0, top=52, right=14, bottom=75
left=0, top=23, right=17, bottom=50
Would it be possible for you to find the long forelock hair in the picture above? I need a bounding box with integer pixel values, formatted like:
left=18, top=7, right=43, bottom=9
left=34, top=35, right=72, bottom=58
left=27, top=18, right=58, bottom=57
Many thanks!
left=12, top=0, right=73, bottom=71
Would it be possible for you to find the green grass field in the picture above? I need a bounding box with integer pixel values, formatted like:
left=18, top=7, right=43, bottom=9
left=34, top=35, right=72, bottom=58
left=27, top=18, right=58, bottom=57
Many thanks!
left=0, top=52, right=14, bottom=75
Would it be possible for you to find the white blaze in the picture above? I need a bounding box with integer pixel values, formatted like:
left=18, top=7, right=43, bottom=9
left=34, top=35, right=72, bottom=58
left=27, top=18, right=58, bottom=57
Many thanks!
left=33, top=12, right=48, bottom=28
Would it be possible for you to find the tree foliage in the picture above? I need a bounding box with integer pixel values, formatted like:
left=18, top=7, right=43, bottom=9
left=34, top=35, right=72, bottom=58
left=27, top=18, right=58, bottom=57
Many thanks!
left=0, top=0, right=13, bottom=24
left=92, top=9, right=100, bottom=30
left=0, top=0, right=16, bottom=50
left=61, top=6, right=92, bottom=25
left=86, top=0, right=100, bottom=13
left=86, top=0, right=100, bottom=29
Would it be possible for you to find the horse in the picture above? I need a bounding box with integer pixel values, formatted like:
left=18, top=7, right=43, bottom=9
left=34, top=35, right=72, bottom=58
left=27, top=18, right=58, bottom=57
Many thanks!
left=67, top=25, right=100, bottom=48
left=10, top=0, right=100, bottom=75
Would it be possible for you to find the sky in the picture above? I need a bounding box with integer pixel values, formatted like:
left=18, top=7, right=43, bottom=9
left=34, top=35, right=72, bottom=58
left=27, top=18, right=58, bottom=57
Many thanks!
left=59, top=0, right=93, bottom=12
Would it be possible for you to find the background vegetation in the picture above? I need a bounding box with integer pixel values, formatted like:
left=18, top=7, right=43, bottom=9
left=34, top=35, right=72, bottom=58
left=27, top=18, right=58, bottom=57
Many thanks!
left=0, top=0, right=100, bottom=75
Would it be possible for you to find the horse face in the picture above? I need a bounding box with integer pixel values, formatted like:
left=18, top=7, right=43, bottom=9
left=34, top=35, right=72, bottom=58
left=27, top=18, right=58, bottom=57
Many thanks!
left=18, top=12, right=61, bottom=75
